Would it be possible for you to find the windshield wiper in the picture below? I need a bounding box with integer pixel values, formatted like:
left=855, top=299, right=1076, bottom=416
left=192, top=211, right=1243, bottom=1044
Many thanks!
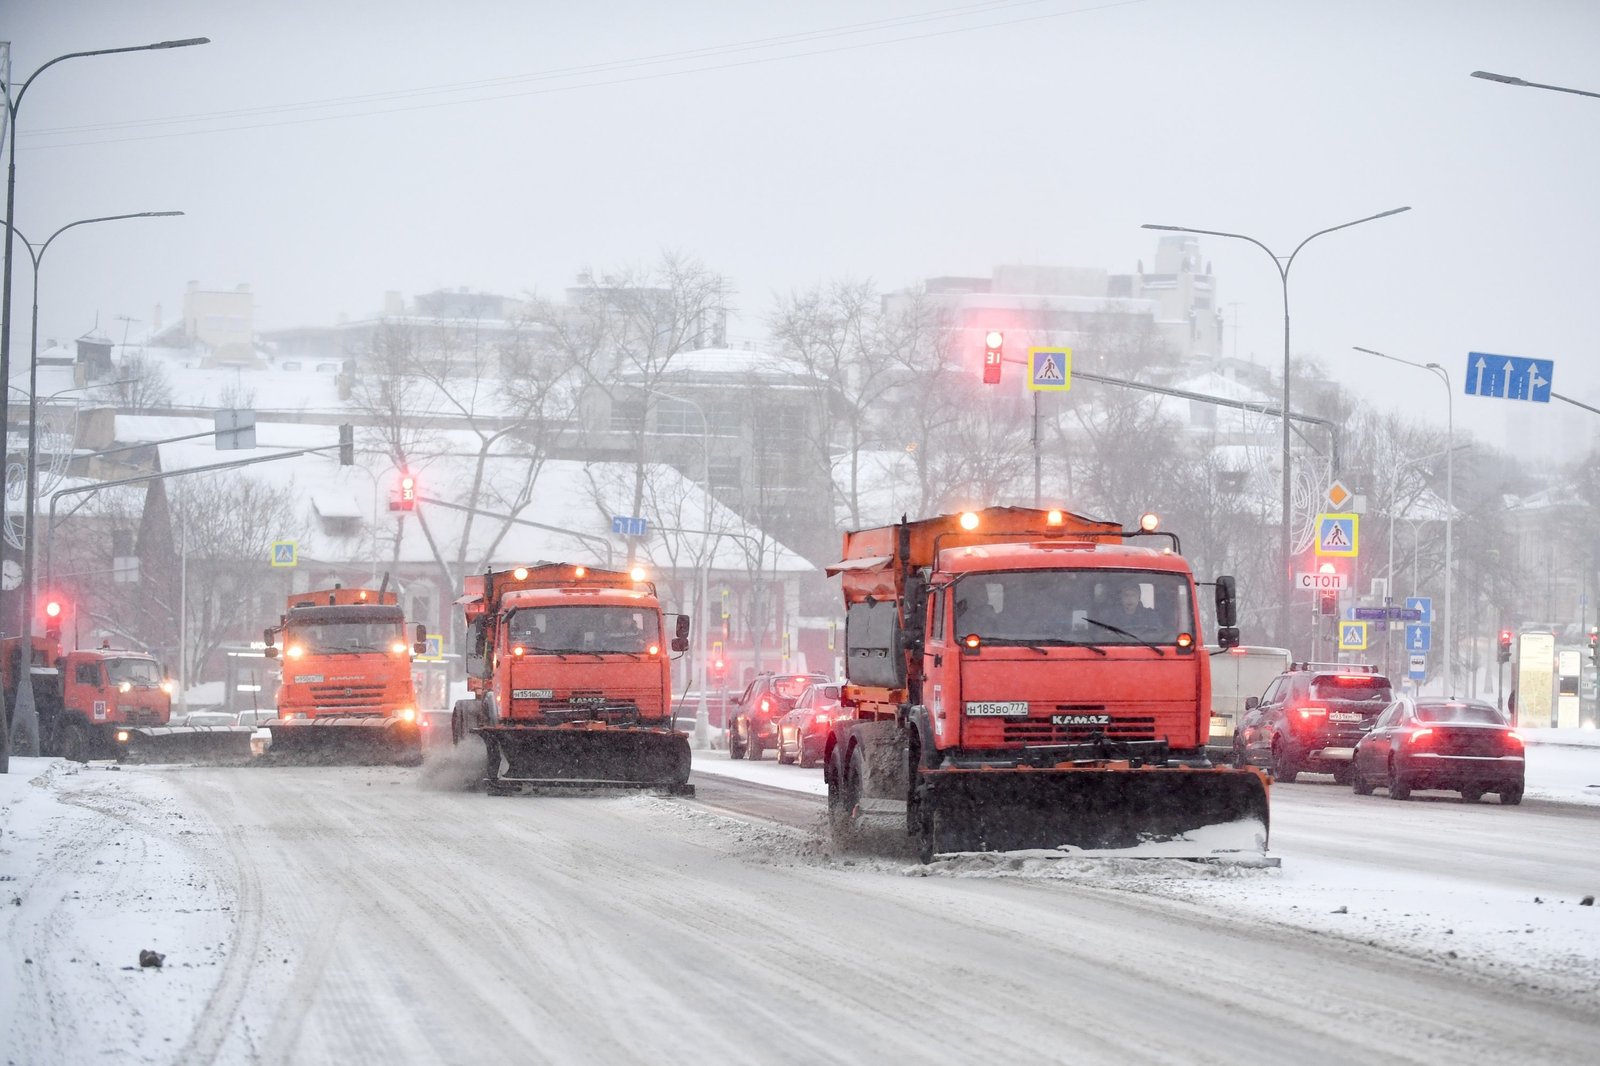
left=1081, top=619, right=1166, bottom=656
left=981, top=637, right=1109, bottom=657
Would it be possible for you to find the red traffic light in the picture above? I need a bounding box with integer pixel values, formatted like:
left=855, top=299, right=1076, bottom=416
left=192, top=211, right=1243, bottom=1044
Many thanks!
left=1498, top=629, right=1513, bottom=646
left=982, top=330, right=1003, bottom=385
left=390, top=473, right=417, bottom=511
left=44, top=600, right=63, bottom=619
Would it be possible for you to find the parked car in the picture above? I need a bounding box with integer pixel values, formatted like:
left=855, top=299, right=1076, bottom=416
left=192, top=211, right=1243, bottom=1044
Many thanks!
left=775, top=683, right=842, bottom=767
left=1351, top=697, right=1525, bottom=803
left=727, top=672, right=829, bottom=760
left=1232, top=664, right=1392, bottom=783
left=235, top=708, right=276, bottom=728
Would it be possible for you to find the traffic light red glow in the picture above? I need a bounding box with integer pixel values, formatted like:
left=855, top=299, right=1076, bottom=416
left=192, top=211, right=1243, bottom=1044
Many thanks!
left=1498, top=629, right=1513, bottom=664
left=982, top=330, right=1003, bottom=385
left=391, top=472, right=418, bottom=511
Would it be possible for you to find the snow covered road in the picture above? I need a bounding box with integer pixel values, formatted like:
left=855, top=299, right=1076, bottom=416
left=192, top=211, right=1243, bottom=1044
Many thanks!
left=3, top=751, right=1598, bottom=1065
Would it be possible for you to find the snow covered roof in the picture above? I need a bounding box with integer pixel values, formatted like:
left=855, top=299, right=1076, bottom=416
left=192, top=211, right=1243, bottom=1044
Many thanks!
left=642, top=347, right=816, bottom=382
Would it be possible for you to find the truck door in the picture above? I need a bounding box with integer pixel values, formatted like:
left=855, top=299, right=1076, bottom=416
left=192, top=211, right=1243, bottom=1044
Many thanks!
left=924, top=584, right=949, bottom=743
left=72, top=658, right=108, bottom=723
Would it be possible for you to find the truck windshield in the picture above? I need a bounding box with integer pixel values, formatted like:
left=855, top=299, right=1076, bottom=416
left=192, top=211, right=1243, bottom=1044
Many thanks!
left=105, top=658, right=163, bottom=686
left=507, top=606, right=655, bottom=654
left=952, top=570, right=1195, bottom=646
left=287, top=621, right=404, bottom=655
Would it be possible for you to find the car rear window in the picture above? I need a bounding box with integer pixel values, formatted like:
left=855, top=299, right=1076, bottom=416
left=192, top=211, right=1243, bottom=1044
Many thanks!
left=1416, top=702, right=1507, bottom=725
left=1310, top=674, right=1391, bottom=702
left=774, top=675, right=826, bottom=699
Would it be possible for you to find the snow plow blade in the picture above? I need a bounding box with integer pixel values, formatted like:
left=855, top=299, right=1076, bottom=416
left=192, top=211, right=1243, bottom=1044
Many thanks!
left=478, top=725, right=693, bottom=795
left=264, top=716, right=423, bottom=766
left=919, top=765, right=1270, bottom=857
left=116, top=725, right=256, bottom=765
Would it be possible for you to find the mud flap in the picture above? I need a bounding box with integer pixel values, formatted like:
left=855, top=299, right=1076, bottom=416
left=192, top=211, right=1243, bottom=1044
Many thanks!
left=117, top=726, right=256, bottom=765
left=265, top=717, right=423, bottom=766
left=920, top=766, right=1270, bottom=855
left=479, top=726, right=692, bottom=793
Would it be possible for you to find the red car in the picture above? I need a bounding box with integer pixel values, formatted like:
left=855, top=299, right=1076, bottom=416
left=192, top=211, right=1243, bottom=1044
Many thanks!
left=728, top=672, right=829, bottom=760
left=1350, top=697, right=1525, bottom=804
left=775, top=683, right=842, bottom=768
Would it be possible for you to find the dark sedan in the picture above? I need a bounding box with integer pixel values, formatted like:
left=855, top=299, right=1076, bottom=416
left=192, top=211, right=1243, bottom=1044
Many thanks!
left=1351, top=697, right=1525, bottom=804
left=774, top=683, right=841, bottom=768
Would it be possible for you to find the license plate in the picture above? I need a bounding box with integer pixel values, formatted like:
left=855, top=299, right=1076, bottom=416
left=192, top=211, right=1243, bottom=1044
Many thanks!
left=512, top=689, right=553, bottom=699
left=966, top=701, right=1028, bottom=716
left=1052, top=714, right=1111, bottom=726
left=1328, top=712, right=1362, bottom=722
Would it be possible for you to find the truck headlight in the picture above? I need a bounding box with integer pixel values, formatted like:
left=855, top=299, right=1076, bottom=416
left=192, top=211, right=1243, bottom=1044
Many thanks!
left=116, top=730, right=131, bottom=744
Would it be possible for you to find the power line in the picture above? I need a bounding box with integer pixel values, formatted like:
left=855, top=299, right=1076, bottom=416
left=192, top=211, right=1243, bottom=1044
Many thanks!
left=18, top=0, right=1149, bottom=150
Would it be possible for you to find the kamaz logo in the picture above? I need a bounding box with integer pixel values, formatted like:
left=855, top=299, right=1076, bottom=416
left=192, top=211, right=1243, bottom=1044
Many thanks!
left=569, top=695, right=607, bottom=705
left=1050, top=714, right=1111, bottom=726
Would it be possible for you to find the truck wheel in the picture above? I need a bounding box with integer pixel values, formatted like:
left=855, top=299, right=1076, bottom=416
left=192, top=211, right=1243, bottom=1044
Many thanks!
left=828, top=747, right=864, bottom=848
left=61, top=721, right=90, bottom=764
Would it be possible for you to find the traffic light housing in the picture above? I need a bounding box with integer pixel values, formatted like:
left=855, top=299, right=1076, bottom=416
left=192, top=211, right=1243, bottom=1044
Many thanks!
left=1589, top=627, right=1598, bottom=663
left=982, top=330, right=1003, bottom=385
left=390, top=473, right=417, bottom=511
left=710, top=641, right=726, bottom=681
left=338, top=424, right=354, bottom=465
left=43, top=599, right=64, bottom=641
left=1498, top=629, right=1513, bottom=664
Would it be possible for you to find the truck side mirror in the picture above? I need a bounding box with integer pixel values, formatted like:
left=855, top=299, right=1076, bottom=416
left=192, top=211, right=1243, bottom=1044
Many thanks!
left=671, top=637, right=689, bottom=653
left=1214, top=575, right=1238, bottom=628
left=263, top=627, right=278, bottom=659
left=413, top=623, right=428, bottom=656
left=263, top=647, right=279, bottom=660
left=676, top=615, right=691, bottom=639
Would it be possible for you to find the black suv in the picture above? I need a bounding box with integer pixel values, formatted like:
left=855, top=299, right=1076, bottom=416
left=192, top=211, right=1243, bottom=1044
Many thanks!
left=1232, top=663, right=1393, bottom=783
left=726, top=672, right=829, bottom=760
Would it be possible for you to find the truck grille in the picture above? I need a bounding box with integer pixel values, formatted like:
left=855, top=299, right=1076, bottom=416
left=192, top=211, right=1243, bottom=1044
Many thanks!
left=122, top=708, right=164, bottom=727
left=1004, top=714, right=1157, bottom=744
left=310, top=683, right=388, bottom=709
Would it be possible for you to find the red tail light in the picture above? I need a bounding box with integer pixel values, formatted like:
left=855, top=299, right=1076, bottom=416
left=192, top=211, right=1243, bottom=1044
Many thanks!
left=814, top=713, right=831, bottom=725
left=1407, top=728, right=1434, bottom=745
left=760, top=698, right=771, bottom=713
left=1505, top=730, right=1524, bottom=746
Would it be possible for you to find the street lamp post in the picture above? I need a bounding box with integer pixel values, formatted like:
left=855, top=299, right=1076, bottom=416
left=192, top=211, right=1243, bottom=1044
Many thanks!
left=1, top=37, right=207, bottom=766
left=1382, top=445, right=1462, bottom=686
left=1141, top=208, right=1411, bottom=651
left=1354, top=346, right=1455, bottom=695
left=643, top=387, right=715, bottom=750
left=1471, top=71, right=1600, bottom=100
left=4, top=213, right=183, bottom=757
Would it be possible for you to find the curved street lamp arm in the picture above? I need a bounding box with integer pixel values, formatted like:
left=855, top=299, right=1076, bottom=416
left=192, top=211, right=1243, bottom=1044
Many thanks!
left=1471, top=71, right=1600, bottom=100
left=1142, top=223, right=1285, bottom=280
left=38, top=211, right=184, bottom=261
left=1285, top=207, right=1412, bottom=277
left=8, top=40, right=211, bottom=113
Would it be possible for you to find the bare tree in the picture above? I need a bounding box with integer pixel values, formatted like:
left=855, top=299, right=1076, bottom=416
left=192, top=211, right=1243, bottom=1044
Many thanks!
left=115, top=350, right=173, bottom=412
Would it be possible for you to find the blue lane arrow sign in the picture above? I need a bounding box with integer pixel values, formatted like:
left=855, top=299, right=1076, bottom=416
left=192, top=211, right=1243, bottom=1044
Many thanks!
left=1466, top=352, right=1553, bottom=403
left=1406, top=596, right=1432, bottom=625
left=1405, top=623, right=1431, bottom=653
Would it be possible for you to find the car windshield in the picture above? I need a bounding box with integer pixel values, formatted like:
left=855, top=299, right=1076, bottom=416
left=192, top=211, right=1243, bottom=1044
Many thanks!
left=1311, top=675, right=1391, bottom=702
left=952, top=570, right=1194, bottom=645
left=1416, top=702, right=1507, bottom=725
left=507, top=606, right=656, bottom=654
left=105, top=658, right=162, bottom=686
left=774, top=675, right=826, bottom=699
left=287, top=621, right=404, bottom=655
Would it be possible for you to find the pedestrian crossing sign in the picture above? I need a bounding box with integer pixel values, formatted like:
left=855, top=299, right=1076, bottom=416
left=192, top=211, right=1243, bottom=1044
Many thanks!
left=1028, top=347, right=1072, bottom=392
left=1314, top=513, right=1359, bottom=557
left=1339, top=621, right=1368, bottom=651
left=270, top=540, right=298, bottom=568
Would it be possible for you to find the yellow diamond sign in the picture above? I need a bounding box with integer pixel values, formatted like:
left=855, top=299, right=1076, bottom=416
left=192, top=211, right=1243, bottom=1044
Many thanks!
left=1326, top=480, right=1352, bottom=510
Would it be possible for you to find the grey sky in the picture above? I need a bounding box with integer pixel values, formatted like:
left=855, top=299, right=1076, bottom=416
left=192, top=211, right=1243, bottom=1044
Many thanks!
left=7, top=0, right=1598, bottom=458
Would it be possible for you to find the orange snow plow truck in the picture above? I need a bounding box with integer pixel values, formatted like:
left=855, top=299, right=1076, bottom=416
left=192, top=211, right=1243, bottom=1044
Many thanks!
left=451, top=563, right=693, bottom=794
left=825, top=506, right=1270, bottom=863
left=262, top=584, right=427, bottom=764
left=2, top=637, right=253, bottom=763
